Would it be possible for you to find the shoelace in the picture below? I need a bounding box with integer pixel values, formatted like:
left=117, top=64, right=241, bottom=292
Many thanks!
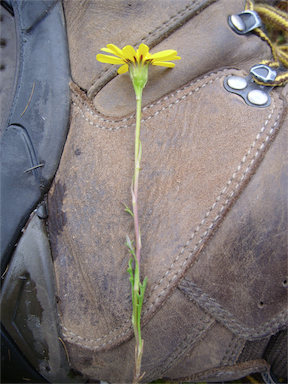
left=245, top=0, right=288, bottom=86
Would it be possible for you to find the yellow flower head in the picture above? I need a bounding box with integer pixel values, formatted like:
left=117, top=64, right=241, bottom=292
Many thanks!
left=96, top=43, right=181, bottom=74
left=97, top=43, right=181, bottom=96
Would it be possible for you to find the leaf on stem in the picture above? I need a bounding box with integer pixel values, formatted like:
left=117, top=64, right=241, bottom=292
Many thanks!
left=125, top=234, right=135, bottom=255
left=121, top=201, right=134, bottom=217
left=127, top=257, right=134, bottom=282
left=127, top=257, right=135, bottom=306
left=136, top=277, right=148, bottom=330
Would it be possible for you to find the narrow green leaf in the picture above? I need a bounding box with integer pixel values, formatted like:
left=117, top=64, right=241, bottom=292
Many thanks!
left=127, top=257, right=135, bottom=307
left=125, top=234, right=133, bottom=250
left=138, top=277, right=147, bottom=315
left=121, top=201, right=134, bottom=217
left=135, top=276, right=148, bottom=336
left=127, top=257, right=134, bottom=281
left=125, top=235, right=136, bottom=259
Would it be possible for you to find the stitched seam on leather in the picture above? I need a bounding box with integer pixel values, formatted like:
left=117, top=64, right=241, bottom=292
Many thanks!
left=72, top=70, right=230, bottom=129
left=221, top=335, right=239, bottom=366
left=145, top=314, right=215, bottom=382
left=89, top=0, right=213, bottom=84
left=227, top=338, right=246, bottom=365
left=61, top=319, right=131, bottom=350
left=221, top=335, right=246, bottom=366
left=62, top=72, right=282, bottom=350
left=180, top=280, right=288, bottom=339
left=179, top=359, right=270, bottom=382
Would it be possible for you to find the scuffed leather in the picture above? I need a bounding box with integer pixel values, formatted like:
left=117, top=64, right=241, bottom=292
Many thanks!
left=179, top=96, right=288, bottom=339
left=48, top=0, right=288, bottom=382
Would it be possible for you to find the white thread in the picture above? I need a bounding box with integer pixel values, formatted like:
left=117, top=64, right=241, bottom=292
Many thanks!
left=73, top=70, right=232, bottom=131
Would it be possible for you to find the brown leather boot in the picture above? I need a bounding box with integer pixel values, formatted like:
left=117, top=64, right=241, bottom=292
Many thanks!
left=47, top=0, right=287, bottom=382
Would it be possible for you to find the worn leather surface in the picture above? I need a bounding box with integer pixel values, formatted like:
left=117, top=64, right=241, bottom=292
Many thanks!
left=0, top=0, right=70, bottom=274
left=48, top=0, right=287, bottom=382
left=0, top=211, right=72, bottom=382
left=179, top=115, right=288, bottom=339
left=0, top=6, right=17, bottom=137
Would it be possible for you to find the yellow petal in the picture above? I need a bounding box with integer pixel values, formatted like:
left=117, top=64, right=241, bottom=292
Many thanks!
left=118, top=64, right=129, bottom=74
left=122, top=45, right=137, bottom=62
left=151, top=61, right=175, bottom=68
left=137, top=44, right=150, bottom=61
left=106, top=44, right=125, bottom=58
left=96, top=54, right=124, bottom=65
left=149, top=50, right=179, bottom=61
left=101, top=47, right=119, bottom=55
left=152, top=55, right=181, bottom=63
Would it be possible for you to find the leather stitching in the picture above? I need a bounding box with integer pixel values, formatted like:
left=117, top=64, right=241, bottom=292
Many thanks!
left=179, top=279, right=288, bottom=339
left=144, top=313, right=215, bottom=382
left=177, top=359, right=270, bottom=382
left=72, top=71, right=230, bottom=130
left=221, top=335, right=246, bottom=366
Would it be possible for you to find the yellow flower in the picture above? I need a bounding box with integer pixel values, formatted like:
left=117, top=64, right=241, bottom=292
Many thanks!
left=96, top=43, right=181, bottom=74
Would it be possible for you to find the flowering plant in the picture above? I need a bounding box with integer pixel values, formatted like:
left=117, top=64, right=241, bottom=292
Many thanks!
left=97, top=43, right=180, bottom=383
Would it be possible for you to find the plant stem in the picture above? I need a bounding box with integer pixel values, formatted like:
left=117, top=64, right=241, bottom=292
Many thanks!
left=132, top=89, right=144, bottom=384
left=133, top=91, right=142, bottom=266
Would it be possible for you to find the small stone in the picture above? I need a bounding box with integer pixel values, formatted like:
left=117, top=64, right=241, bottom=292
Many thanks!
left=227, top=76, right=247, bottom=90
left=37, top=202, right=48, bottom=219
left=247, top=90, right=268, bottom=106
left=230, top=14, right=245, bottom=31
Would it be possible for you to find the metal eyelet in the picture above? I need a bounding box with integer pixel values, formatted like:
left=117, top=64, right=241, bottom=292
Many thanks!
left=228, top=10, right=262, bottom=35
left=250, top=64, right=277, bottom=84
left=224, top=73, right=274, bottom=108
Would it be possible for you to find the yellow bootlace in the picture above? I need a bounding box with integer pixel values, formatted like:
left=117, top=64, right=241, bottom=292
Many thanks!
left=245, top=0, right=288, bottom=86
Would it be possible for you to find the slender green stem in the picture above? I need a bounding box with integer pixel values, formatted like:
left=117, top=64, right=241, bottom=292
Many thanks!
left=133, top=91, right=142, bottom=267
left=135, top=92, right=142, bottom=166
left=132, top=262, right=140, bottom=346
left=131, top=89, right=145, bottom=384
